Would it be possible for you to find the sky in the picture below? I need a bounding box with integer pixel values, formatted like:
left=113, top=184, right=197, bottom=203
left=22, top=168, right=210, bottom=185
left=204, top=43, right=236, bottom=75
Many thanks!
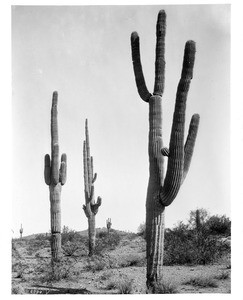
left=11, top=4, right=231, bottom=238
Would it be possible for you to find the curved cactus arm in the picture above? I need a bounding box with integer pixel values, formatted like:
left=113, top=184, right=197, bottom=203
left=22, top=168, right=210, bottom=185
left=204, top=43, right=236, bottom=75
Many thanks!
left=59, top=153, right=67, bottom=185
left=182, top=113, right=200, bottom=183
left=153, top=10, right=166, bottom=96
left=91, top=196, right=102, bottom=215
left=91, top=156, right=94, bottom=179
left=44, top=154, right=51, bottom=185
left=131, top=32, right=152, bottom=102
left=83, top=205, right=90, bottom=218
left=92, top=173, right=97, bottom=183
left=160, top=40, right=196, bottom=207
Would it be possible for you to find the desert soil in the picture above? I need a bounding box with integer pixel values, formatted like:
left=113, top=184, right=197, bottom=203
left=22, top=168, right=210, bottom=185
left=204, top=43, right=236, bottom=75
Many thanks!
left=12, top=233, right=231, bottom=294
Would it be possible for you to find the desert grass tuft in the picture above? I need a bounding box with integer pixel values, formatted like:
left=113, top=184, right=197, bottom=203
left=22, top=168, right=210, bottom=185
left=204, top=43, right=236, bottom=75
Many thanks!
left=184, top=275, right=218, bottom=288
left=151, top=281, right=178, bottom=294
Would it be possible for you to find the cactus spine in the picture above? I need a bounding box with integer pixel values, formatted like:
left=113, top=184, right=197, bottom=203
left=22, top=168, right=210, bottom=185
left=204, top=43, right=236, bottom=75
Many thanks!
left=131, top=10, right=200, bottom=290
left=106, top=218, right=112, bottom=235
left=83, top=119, right=102, bottom=256
left=19, top=224, right=23, bottom=239
left=44, top=91, right=67, bottom=261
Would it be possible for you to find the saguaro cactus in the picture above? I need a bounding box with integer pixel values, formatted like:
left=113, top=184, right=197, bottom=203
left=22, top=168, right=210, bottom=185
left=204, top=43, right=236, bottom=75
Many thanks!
left=19, top=224, right=23, bottom=239
left=106, top=218, right=112, bottom=235
left=130, top=10, right=200, bottom=290
left=44, top=91, right=67, bottom=261
left=83, top=119, right=102, bottom=256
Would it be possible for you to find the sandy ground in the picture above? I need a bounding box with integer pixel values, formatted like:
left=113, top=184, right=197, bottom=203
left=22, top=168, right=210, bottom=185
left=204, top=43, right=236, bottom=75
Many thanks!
left=12, top=234, right=231, bottom=294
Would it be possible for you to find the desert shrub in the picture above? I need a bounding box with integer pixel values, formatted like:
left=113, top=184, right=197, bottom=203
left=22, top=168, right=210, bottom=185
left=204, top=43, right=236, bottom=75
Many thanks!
left=206, top=215, right=231, bottom=236
left=106, top=276, right=133, bottom=294
left=137, top=222, right=146, bottom=238
left=84, top=255, right=111, bottom=272
left=151, top=281, right=178, bottom=294
left=95, top=230, right=121, bottom=255
left=117, top=278, right=133, bottom=294
left=34, top=257, right=77, bottom=282
left=62, top=241, right=80, bottom=256
left=184, top=276, right=218, bottom=288
left=99, top=270, right=115, bottom=281
left=35, top=233, right=50, bottom=241
left=26, top=237, right=50, bottom=255
left=163, top=211, right=231, bottom=266
left=12, top=260, right=29, bottom=279
left=61, top=226, right=88, bottom=256
left=118, top=254, right=145, bottom=268
left=12, top=285, right=25, bottom=294
left=215, top=271, right=230, bottom=280
left=62, top=226, right=79, bottom=244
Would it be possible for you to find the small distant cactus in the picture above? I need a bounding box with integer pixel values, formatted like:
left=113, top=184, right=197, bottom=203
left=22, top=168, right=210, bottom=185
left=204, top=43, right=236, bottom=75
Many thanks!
left=83, top=119, right=102, bottom=256
left=44, top=91, right=67, bottom=261
left=19, top=224, right=23, bottom=239
left=106, top=218, right=112, bottom=234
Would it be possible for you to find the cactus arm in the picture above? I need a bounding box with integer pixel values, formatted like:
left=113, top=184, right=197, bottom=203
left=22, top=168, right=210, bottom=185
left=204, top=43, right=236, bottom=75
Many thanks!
left=182, top=113, right=200, bottom=183
left=153, top=10, right=166, bottom=96
left=44, top=154, right=51, bottom=185
left=91, top=196, right=102, bottom=215
left=131, top=32, right=152, bottom=102
left=160, top=40, right=196, bottom=207
left=59, top=153, right=67, bottom=185
left=92, top=173, right=97, bottom=183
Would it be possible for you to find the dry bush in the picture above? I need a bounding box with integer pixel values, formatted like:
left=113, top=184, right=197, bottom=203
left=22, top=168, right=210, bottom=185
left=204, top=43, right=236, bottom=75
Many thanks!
left=106, top=275, right=133, bottom=294
left=151, top=281, right=178, bottom=294
left=184, top=276, right=218, bottom=288
left=34, top=257, right=77, bottom=283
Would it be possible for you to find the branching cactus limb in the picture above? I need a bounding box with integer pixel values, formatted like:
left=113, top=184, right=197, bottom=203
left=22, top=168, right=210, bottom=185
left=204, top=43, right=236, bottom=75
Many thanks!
left=83, top=119, right=102, bottom=256
left=131, top=10, right=200, bottom=290
left=44, top=91, right=67, bottom=262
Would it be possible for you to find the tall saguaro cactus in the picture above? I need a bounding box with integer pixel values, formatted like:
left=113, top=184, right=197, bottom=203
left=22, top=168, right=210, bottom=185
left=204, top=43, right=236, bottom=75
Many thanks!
left=44, top=91, right=67, bottom=261
left=83, top=119, right=102, bottom=256
left=131, top=10, right=200, bottom=290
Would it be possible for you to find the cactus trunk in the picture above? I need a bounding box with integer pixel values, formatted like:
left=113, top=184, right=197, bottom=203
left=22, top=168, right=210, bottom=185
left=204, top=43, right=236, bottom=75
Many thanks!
left=88, top=215, right=96, bottom=256
left=83, top=119, right=102, bottom=256
left=44, top=92, right=67, bottom=262
left=131, top=10, right=200, bottom=291
left=146, top=96, right=165, bottom=287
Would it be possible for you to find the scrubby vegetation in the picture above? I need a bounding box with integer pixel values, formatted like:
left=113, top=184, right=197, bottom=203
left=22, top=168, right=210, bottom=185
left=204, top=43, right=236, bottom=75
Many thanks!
left=12, top=209, right=230, bottom=294
left=138, top=209, right=231, bottom=266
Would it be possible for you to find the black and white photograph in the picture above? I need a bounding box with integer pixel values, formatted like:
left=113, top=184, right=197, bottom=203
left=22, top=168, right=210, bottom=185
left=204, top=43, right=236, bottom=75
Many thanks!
left=3, top=1, right=241, bottom=297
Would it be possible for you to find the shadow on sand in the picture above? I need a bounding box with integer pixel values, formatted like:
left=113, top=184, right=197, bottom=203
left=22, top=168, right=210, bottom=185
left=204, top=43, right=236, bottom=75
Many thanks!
left=26, top=285, right=92, bottom=294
